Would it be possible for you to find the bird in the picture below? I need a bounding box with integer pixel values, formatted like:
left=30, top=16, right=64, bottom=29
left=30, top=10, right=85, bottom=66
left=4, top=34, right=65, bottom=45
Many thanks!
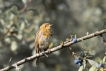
left=35, top=23, right=52, bottom=65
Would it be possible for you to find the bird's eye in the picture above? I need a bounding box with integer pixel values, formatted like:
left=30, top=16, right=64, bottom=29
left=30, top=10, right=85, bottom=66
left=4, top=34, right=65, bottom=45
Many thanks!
left=45, top=24, right=48, bottom=27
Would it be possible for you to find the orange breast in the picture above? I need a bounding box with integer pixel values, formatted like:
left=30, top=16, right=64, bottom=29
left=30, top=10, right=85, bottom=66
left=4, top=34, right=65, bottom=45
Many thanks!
left=38, top=30, right=52, bottom=49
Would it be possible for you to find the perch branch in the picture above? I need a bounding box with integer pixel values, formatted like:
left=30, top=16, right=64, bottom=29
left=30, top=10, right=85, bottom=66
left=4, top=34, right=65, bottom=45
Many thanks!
left=0, top=29, right=106, bottom=71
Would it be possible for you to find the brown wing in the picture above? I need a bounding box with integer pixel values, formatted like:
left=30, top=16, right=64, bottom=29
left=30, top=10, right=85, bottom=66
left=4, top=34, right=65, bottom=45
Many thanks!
left=35, top=29, right=40, bottom=65
left=35, top=29, right=40, bottom=52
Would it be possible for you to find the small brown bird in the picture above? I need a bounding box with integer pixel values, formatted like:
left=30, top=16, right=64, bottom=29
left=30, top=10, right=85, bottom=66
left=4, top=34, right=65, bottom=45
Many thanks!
left=35, top=23, right=52, bottom=65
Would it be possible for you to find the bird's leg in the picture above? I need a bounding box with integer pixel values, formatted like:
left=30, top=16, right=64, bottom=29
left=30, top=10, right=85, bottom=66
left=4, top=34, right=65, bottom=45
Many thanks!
left=47, top=49, right=51, bottom=53
left=39, top=50, right=42, bottom=56
left=42, top=49, right=48, bottom=57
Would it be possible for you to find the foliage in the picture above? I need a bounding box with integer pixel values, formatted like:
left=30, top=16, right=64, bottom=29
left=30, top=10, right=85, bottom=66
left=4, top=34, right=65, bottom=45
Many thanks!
left=0, top=0, right=106, bottom=71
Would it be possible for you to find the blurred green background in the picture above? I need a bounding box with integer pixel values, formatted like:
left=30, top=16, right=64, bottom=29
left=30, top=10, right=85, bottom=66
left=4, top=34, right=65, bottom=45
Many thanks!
left=0, top=0, right=106, bottom=71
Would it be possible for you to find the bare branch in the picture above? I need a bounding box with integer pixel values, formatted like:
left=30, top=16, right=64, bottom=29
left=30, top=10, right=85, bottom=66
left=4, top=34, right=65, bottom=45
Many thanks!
left=0, top=29, right=106, bottom=71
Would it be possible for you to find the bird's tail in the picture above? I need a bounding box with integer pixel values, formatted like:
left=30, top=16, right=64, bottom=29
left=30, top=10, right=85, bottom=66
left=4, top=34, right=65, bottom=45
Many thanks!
left=35, top=57, right=40, bottom=65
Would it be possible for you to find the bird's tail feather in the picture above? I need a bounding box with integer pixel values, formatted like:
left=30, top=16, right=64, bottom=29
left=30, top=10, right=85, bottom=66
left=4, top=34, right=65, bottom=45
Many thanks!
left=35, top=57, right=39, bottom=65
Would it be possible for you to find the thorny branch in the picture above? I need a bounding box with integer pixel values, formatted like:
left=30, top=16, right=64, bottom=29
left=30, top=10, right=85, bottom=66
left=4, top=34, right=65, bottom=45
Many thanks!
left=0, top=29, right=106, bottom=71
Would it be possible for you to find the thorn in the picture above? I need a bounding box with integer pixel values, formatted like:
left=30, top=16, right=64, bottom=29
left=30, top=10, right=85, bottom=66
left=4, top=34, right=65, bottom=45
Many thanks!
left=75, top=35, right=76, bottom=38
left=13, top=64, right=20, bottom=71
left=96, top=31, right=99, bottom=33
left=60, top=41, right=64, bottom=46
left=8, top=57, right=12, bottom=65
left=85, top=32, right=89, bottom=35
left=70, top=35, right=73, bottom=40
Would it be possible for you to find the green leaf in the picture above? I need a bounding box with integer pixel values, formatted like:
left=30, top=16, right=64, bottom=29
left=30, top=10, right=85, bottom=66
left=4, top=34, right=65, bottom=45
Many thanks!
left=11, top=41, right=17, bottom=51
left=89, top=66, right=97, bottom=71
left=87, top=59, right=98, bottom=67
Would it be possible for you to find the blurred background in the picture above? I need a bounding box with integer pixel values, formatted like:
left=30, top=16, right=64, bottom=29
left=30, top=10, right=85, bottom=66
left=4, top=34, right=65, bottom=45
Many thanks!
left=0, top=0, right=106, bottom=71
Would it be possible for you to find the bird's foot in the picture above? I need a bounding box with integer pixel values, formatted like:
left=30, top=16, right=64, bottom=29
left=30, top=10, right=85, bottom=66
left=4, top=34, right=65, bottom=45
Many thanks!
left=42, top=51, right=48, bottom=57
left=47, top=49, right=51, bottom=53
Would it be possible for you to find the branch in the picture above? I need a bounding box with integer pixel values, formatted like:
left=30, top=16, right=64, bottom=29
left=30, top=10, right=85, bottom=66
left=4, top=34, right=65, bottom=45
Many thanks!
left=0, top=29, right=106, bottom=71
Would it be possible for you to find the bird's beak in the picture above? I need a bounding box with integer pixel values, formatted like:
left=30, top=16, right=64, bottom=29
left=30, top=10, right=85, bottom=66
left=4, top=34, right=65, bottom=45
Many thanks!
left=50, top=24, right=53, bottom=26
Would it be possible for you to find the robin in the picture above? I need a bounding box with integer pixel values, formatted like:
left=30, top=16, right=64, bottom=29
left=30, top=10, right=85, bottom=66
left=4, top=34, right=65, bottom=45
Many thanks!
left=35, top=23, right=52, bottom=65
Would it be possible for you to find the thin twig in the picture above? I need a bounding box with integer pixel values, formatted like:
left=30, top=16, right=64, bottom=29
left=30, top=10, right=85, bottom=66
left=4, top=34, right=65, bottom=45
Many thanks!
left=0, top=29, right=106, bottom=71
left=8, top=57, right=12, bottom=65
